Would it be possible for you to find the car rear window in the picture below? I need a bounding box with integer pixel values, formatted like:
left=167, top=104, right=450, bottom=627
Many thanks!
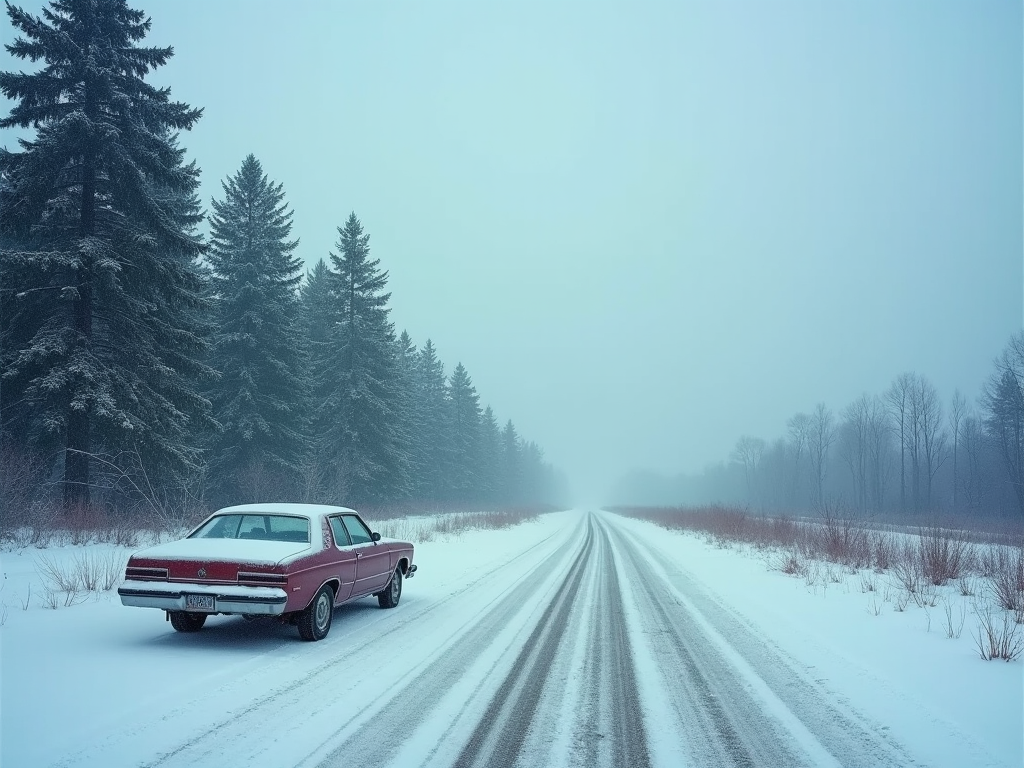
left=190, top=514, right=310, bottom=543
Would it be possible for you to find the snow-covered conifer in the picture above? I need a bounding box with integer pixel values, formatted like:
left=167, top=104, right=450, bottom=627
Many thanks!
left=205, top=155, right=305, bottom=502
left=1, top=0, right=209, bottom=507
left=415, top=339, right=451, bottom=501
left=477, top=406, right=503, bottom=503
left=501, top=419, right=522, bottom=504
left=316, top=213, right=406, bottom=503
left=448, top=362, right=481, bottom=500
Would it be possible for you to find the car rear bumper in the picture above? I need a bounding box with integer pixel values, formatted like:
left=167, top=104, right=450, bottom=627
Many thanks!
left=118, top=580, right=288, bottom=615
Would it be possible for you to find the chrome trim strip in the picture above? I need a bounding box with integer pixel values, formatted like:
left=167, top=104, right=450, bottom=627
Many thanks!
left=237, top=572, right=288, bottom=584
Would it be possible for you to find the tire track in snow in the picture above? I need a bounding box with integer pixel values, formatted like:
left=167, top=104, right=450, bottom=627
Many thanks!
left=448, top=516, right=594, bottom=768
left=306, top=515, right=592, bottom=768
left=467, top=514, right=651, bottom=768
left=120, top=518, right=581, bottom=768
left=604, top=513, right=915, bottom=768
left=573, top=518, right=651, bottom=768
left=106, top=509, right=923, bottom=768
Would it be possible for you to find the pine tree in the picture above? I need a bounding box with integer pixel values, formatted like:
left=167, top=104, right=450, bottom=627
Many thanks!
left=1, top=1, right=208, bottom=508
left=295, top=258, right=337, bottom=502
left=448, top=362, right=481, bottom=501
left=316, top=213, right=405, bottom=504
left=501, top=419, right=521, bottom=504
left=415, top=339, right=450, bottom=502
left=392, top=330, right=422, bottom=501
left=520, top=440, right=547, bottom=504
left=299, top=258, right=333, bottom=349
left=205, top=155, right=305, bottom=502
left=478, top=405, right=503, bottom=503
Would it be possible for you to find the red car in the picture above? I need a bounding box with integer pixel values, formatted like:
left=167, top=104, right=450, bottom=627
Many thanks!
left=117, top=503, right=417, bottom=641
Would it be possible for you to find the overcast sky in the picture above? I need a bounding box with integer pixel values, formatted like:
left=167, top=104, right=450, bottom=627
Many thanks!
left=2, top=1, right=1021, bottom=503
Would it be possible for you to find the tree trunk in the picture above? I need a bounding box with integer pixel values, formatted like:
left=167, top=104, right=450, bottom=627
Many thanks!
left=65, top=130, right=96, bottom=510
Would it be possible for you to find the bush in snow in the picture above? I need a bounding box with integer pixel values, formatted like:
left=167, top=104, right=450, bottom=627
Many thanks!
left=988, top=545, right=1024, bottom=621
left=973, top=602, right=1024, bottom=661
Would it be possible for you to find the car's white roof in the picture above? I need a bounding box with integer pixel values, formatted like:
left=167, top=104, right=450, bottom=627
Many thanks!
left=214, top=503, right=359, bottom=518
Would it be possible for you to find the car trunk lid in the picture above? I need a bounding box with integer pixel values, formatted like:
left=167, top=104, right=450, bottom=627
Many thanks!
left=131, top=539, right=310, bottom=583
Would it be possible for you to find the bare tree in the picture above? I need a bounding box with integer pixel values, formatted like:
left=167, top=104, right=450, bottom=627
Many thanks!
left=982, top=332, right=1024, bottom=515
left=912, top=375, right=947, bottom=511
left=809, top=403, right=837, bottom=509
left=886, top=373, right=914, bottom=514
left=760, top=437, right=789, bottom=511
left=839, top=395, right=871, bottom=513
left=865, top=395, right=892, bottom=512
left=949, top=390, right=967, bottom=513
left=732, top=435, right=765, bottom=508
left=959, top=413, right=987, bottom=513
left=786, top=412, right=811, bottom=508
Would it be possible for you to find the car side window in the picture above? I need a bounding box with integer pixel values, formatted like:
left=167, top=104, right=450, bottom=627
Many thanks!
left=341, top=515, right=373, bottom=545
left=330, top=517, right=352, bottom=547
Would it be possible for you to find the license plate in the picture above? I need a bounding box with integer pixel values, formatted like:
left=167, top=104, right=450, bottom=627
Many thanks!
left=185, top=594, right=215, bottom=611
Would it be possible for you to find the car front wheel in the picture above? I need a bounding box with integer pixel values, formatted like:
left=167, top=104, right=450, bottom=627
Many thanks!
left=169, top=611, right=207, bottom=633
left=297, top=584, right=334, bottom=641
left=378, top=567, right=402, bottom=608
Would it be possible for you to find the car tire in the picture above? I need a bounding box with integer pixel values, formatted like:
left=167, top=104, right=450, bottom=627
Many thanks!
left=297, top=584, right=334, bottom=641
left=378, top=567, right=402, bottom=609
left=169, top=611, right=207, bottom=633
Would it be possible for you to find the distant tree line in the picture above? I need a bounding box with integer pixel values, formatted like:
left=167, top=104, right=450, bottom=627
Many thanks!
left=0, top=0, right=567, bottom=521
left=610, top=332, right=1024, bottom=521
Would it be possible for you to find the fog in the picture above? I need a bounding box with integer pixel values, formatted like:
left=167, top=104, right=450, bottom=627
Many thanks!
left=3, top=1, right=1019, bottom=503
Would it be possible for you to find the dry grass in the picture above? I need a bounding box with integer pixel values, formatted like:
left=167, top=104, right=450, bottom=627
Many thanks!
left=35, top=551, right=127, bottom=609
left=974, top=602, right=1024, bottom=661
left=612, top=504, right=1024, bottom=653
left=988, top=545, right=1024, bottom=621
left=610, top=503, right=880, bottom=570
left=918, top=526, right=974, bottom=586
left=942, top=598, right=967, bottom=639
left=373, top=506, right=543, bottom=542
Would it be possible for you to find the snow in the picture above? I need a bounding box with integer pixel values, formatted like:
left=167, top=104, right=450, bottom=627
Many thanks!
left=216, top=503, right=357, bottom=516
left=1, top=510, right=1020, bottom=768
left=611, top=514, right=1024, bottom=768
left=130, top=537, right=310, bottom=564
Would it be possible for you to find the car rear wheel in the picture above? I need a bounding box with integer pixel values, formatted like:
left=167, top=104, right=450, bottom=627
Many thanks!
left=378, top=567, right=402, bottom=608
left=169, top=611, right=207, bottom=633
left=297, top=584, right=334, bottom=641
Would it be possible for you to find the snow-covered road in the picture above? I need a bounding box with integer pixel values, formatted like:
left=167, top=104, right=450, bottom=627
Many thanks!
left=2, top=510, right=1018, bottom=767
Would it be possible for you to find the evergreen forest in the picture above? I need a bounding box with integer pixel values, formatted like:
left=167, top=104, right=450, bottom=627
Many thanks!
left=0, top=0, right=567, bottom=527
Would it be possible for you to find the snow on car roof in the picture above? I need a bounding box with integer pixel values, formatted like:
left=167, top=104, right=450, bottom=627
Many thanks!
left=214, top=503, right=358, bottom=518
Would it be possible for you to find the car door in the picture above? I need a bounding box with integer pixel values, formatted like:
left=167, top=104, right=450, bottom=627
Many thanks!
left=341, top=514, right=393, bottom=596
left=326, top=517, right=358, bottom=603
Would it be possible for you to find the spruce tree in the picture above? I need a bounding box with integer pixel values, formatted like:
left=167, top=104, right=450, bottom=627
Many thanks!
left=520, top=441, right=547, bottom=504
left=478, top=405, right=503, bottom=503
left=392, top=330, right=422, bottom=501
left=316, top=213, right=405, bottom=503
left=501, top=419, right=521, bottom=504
left=205, top=155, right=305, bottom=502
left=299, top=258, right=333, bottom=349
left=448, top=362, right=481, bottom=501
left=1, top=0, right=208, bottom=508
left=415, top=339, right=450, bottom=502
left=297, top=258, right=338, bottom=501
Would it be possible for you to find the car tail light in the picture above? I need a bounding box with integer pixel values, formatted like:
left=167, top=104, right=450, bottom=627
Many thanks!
left=237, top=572, right=287, bottom=586
left=126, top=566, right=168, bottom=581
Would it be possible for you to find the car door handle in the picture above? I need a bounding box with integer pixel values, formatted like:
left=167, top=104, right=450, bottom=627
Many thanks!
left=355, top=552, right=363, bottom=558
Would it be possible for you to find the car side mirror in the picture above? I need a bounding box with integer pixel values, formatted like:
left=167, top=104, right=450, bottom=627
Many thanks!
left=371, top=532, right=381, bottom=542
